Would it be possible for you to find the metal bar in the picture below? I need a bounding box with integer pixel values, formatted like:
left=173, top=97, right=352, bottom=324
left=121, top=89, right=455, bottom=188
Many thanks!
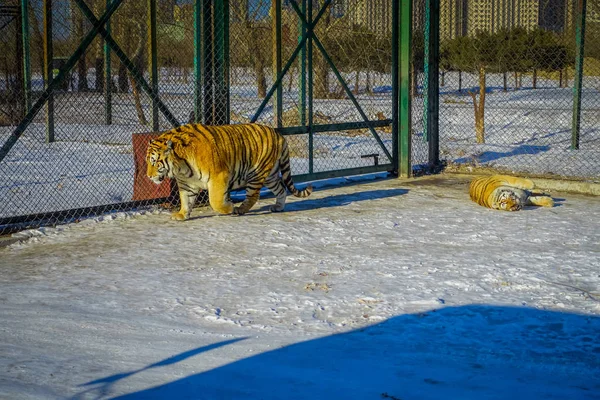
left=299, top=0, right=306, bottom=127
left=290, top=0, right=392, bottom=162
left=426, top=0, right=440, bottom=167
left=74, top=0, right=179, bottom=127
left=193, top=0, right=201, bottom=123
left=43, top=0, right=54, bottom=143
left=307, top=0, right=313, bottom=174
left=0, top=0, right=125, bottom=164
left=148, top=0, right=159, bottom=131
left=202, top=0, right=213, bottom=124
left=398, top=0, right=412, bottom=177
left=215, top=0, right=227, bottom=125
left=292, top=164, right=393, bottom=184
left=273, top=0, right=283, bottom=127
left=104, top=0, right=112, bottom=125
left=250, top=0, right=331, bottom=123
left=571, top=0, right=587, bottom=150
left=391, top=0, right=399, bottom=172
left=20, top=0, right=31, bottom=113
left=278, top=119, right=393, bottom=136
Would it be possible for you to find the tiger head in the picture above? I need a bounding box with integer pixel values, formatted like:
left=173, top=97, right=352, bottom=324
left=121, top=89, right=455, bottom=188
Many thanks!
left=493, top=189, right=524, bottom=211
left=146, top=139, right=175, bottom=184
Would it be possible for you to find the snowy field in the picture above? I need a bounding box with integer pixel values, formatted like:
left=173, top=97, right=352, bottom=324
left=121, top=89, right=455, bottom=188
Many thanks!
left=1, top=175, right=599, bottom=399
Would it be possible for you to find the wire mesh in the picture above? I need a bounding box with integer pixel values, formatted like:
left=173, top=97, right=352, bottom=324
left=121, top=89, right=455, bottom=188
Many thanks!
left=0, top=0, right=397, bottom=235
left=438, top=0, right=600, bottom=179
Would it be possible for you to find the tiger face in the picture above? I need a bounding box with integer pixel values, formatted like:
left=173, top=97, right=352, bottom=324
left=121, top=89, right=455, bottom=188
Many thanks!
left=146, top=139, right=173, bottom=184
left=493, top=189, right=524, bottom=211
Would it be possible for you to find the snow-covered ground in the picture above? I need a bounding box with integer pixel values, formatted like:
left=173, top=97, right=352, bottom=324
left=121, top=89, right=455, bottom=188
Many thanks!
left=1, top=175, right=599, bottom=399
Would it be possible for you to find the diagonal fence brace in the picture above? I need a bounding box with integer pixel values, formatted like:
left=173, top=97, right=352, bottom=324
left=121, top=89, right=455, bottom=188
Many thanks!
left=0, top=0, right=124, bottom=164
left=289, top=0, right=393, bottom=162
left=74, top=0, right=179, bottom=128
left=251, top=0, right=332, bottom=123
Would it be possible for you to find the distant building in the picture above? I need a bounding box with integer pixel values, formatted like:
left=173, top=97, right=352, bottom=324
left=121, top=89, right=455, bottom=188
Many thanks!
left=538, top=0, right=577, bottom=33
left=441, top=0, right=468, bottom=40
left=466, top=0, right=540, bottom=35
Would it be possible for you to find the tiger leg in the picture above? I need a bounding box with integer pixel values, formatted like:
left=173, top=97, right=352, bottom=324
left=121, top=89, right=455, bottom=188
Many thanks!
left=172, top=185, right=198, bottom=221
left=208, top=173, right=234, bottom=214
left=527, top=195, right=554, bottom=208
left=234, top=177, right=266, bottom=215
left=496, top=175, right=535, bottom=190
left=264, top=174, right=287, bottom=212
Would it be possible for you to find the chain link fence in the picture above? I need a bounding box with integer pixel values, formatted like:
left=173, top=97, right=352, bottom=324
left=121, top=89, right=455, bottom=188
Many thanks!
left=3, top=0, right=596, bottom=235
left=0, top=0, right=396, bottom=235
left=436, top=0, right=600, bottom=179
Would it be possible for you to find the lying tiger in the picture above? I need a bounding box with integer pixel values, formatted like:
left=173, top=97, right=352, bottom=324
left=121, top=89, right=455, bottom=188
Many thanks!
left=469, top=175, right=554, bottom=211
left=146, top=123, right=312, bottom=220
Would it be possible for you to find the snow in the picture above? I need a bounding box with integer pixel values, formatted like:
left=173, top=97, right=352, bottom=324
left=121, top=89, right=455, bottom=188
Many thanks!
left=1, top=175, right=599, bottom=399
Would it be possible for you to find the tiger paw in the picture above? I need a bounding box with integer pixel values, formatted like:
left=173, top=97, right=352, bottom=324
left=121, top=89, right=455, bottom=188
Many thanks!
left=232, top=206, right=246, bottom=215
left=270, top=204, right=285, bottom=212
left=171, top=212, right=189, bottom=221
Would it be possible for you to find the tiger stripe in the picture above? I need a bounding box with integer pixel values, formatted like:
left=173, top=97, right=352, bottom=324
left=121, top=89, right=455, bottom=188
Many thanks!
left=146, top=123, right=312, bottom=220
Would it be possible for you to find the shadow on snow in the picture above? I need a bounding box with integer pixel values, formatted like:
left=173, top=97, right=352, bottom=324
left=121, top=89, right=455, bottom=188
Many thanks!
left=74, top=305, right=600, bottom=400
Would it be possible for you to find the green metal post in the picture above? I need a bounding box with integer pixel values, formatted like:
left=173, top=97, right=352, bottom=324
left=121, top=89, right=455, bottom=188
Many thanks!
left=298, top=0, right=306, bottom=127
left=398, top=0, right=412, bottom=177
left=571, top=0, right=587, bottom=150
left=20, top=0, right=31, bottom=113
left=391, top=0, right=399, bottom=171
left=273, top=0, right=282, bottom=128
left=148, top=0, right=159, bottom=131
left=307, top=0, right=313, bottom=174
left=215, top=0, right=228, bottom=125
left=202, top=0, right=213, bottom=125
left=194, top=0, right=201, bottom=123
left=43, top=0, right=54, bottom=143
left=425, top=0, right=440, bottom=168
left=104, top=0, right=112, bottom=125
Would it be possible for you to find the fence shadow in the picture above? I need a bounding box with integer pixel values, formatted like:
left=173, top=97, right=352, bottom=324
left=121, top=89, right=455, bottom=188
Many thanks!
left=79, top=305, right=600, bottom=400
left=454, top=144, right=550, bottom=164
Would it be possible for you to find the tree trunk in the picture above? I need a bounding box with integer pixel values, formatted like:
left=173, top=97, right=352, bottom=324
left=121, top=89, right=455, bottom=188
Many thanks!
left=532, top=69, right=537, bottom=89
left=469, top=66, right=486, bottom=144
left=118, top=62, right=129, bottom=93
left=366, top=70, right=371, bottom=94
left=93, top=0, right=104, bottom=92
left=74, top=9, right=89, bottom=92
left=313, top=9, right=331, bottom=99
left=514, top=71, right=518, bottom=90
left=559, top=69, right=563, bottom=88
left=503, top=72, right=507, bottom=91
left=129, top=74, right=147, bottom=126
left=255, top=62, right=267, bottom=98
left=440, top=70, right=445, bottom=87
left=95, top=58, right=104, bottom=92
left=354, top=70, right=360, bottom=95
left=458, top=71, right=462, bottom=93
left=129, top=21, right=147, bottom=125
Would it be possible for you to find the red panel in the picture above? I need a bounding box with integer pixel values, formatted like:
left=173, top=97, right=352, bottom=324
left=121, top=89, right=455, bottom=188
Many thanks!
left=131, top=132, right=176, bottom=201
